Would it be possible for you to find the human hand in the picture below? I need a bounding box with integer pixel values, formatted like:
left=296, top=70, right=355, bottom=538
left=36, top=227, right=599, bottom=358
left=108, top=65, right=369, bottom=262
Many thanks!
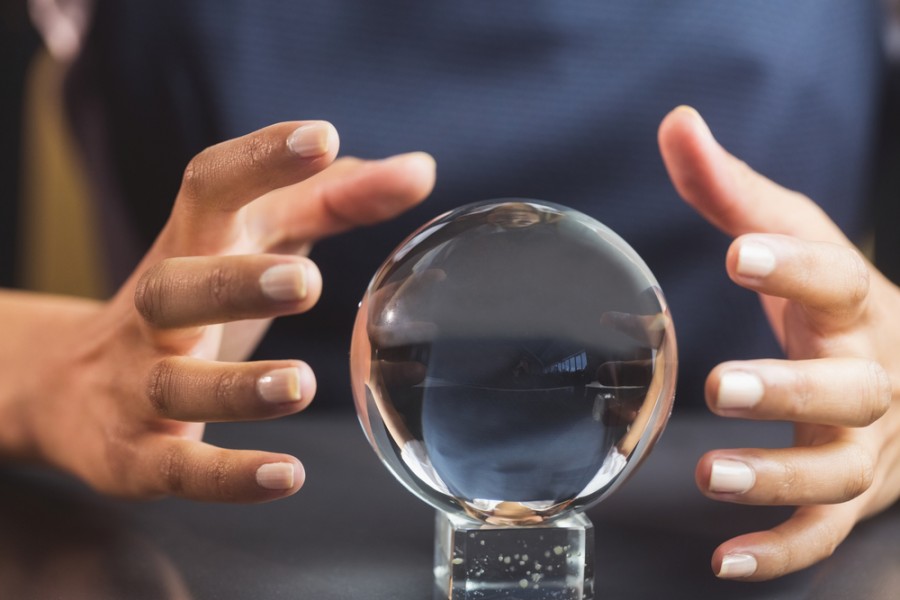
left=658, top=106, right=900, bottom=580
left=2, top=121, right=435, bottom=503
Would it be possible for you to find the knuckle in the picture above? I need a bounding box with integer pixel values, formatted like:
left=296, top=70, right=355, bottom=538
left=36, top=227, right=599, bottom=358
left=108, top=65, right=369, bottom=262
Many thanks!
left=206, top=458, right=236, bottom=501
left=98, top=434, right=139, bottom=496
left=773, top=460, right=800, bottom=504
left=207, top=265, right=239, bottom=310
left=159, top=444, right=187, bottom=494
left=807, top=513, right=847, bottom=565
left=769, top=513, right=846, bottom=578
left=180, top=150, right=212, bottom=202
left=787, top=369, right=814, bottom=421
left=818, top=520, right=842, bottom=560
left=146, top=359, right=177, bottom=417
left=862, top=361, right=892, bottom=424
left=134, top=262, right=170, bottom=327
left=212, top=369, right=242, bottom=414
left=842, top=444, right=875, bottom=500
left=243, top=134, right=276, bottom=174
left=844, top=251, right=870, bottom=309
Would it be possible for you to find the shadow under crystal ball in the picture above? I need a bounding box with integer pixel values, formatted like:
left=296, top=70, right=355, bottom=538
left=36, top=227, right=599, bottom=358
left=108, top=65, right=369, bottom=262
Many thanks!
left=351, top=200, right=676, bottom=525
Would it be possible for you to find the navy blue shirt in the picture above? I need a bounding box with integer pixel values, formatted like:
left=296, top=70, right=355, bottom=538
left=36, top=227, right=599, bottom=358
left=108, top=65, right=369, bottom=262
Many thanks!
left=75, top=0, right=889, bottom=410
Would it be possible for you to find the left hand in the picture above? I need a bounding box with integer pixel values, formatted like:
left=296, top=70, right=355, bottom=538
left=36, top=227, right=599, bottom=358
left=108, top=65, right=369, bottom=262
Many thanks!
left=658, top=106, right=900, bottom=581
left=0, top=121, right=436, bottom=504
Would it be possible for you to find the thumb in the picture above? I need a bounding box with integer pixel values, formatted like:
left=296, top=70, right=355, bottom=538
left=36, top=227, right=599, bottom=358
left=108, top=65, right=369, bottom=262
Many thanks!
left=658, top=106, right=848, bottom=245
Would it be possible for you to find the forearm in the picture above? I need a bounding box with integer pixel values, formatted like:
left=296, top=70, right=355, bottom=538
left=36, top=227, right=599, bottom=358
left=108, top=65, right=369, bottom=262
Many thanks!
left=0, top=288, right=101, bottom=461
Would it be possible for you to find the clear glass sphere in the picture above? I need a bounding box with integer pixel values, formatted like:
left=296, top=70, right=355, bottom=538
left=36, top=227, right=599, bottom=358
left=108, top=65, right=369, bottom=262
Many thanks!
left=351, top=200, right=676, bottom=525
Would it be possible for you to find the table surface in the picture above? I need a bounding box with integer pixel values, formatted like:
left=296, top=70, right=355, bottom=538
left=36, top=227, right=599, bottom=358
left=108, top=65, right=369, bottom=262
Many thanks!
left=1, top=411, right=898, bottom=600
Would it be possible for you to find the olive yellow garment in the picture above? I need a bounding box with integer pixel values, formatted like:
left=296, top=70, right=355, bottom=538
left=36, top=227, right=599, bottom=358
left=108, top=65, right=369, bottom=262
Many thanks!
left=19, top=50, right=105, bottom=298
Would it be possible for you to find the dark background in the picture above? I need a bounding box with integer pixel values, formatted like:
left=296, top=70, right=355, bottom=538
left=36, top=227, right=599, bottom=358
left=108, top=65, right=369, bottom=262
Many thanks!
left=0, top=2, right=38, bottom=288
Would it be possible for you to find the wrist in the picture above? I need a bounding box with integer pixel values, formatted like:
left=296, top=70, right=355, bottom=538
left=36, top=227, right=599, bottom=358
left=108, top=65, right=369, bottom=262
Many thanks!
left=0, top=290, right=103, bottom=463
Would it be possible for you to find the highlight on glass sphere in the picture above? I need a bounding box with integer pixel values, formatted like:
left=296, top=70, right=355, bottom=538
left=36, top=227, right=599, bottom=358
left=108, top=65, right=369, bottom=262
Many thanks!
left=351, top=200, right=676, bottom=525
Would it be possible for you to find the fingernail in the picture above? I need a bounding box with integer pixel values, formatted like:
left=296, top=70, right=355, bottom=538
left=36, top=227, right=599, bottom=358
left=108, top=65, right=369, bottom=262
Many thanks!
left=717, top=553, right=758, bottom=579
left=709, top=459, right=755, bottom=494
left=383, top=150, right=437, bottom=171
left=287, top=122, right=332, bottom=157
left=717, top=371, right=764, bottom=410
left=256, top=462, right=296, bottom=490
left=258, top=367, right=302, bottom=403
left=736, top=242, right=776, bottom=278
left=405, top=151, right=437, bottom=169
left=674, top=105, right=713, bottom=140
left=260, top=263, right=307, bottom=302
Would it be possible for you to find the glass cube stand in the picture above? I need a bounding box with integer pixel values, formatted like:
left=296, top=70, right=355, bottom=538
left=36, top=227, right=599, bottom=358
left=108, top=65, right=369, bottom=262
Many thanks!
left=434, top=511, right=594, bottom=600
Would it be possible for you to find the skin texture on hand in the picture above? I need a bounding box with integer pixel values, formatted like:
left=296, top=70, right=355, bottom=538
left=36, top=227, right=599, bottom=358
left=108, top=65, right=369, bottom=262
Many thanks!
left=659, top=106, right=900, bottom=581
left=0, top=121, right=436, bottom=503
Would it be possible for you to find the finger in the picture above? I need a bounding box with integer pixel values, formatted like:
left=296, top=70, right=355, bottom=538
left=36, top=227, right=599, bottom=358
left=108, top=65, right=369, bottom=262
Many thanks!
left=143, top=357, right=316, bottom=422
left=177, top=120, right=339, bottom=216
left=135, top=254, right=322, bottom=329
left=658, top=106, right=848, bottom=245
left=727, top=234, right=870, bottom=330
left=250, top=152, right=436, bottom=249
left=696, top=441, right=876, bottom=505
left=712, top=503, right=857, bottom=581
left=707, top=358, right=891, bottom=427
left=158, top=121, right=339, bottom=256
left=140, top=437, right=305, bottom=503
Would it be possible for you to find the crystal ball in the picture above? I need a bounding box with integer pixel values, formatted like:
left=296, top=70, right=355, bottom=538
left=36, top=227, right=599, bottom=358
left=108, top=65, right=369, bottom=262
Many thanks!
left=351, top=200, right=676, bottom=524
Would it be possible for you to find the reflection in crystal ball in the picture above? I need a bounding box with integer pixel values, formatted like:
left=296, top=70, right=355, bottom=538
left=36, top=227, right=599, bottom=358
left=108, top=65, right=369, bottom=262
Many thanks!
left=351, top=200, right=676, bottom=525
